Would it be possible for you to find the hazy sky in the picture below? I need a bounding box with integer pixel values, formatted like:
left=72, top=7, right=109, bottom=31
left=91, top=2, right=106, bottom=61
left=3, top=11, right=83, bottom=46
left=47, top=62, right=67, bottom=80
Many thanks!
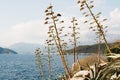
left=0, top=0, right=120, bottom=47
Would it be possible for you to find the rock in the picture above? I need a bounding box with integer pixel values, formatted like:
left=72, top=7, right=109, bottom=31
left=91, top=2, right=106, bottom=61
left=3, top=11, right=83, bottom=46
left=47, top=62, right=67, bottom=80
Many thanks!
left=70, top=70, right=91, bottom=80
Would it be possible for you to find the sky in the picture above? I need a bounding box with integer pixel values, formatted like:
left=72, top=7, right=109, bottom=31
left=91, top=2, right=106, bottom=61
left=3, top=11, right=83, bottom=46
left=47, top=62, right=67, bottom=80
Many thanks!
left=0, top=0, right=120, bottom=47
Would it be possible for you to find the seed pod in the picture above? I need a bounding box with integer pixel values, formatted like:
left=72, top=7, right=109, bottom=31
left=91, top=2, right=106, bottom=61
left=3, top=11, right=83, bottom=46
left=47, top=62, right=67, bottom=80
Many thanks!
left=89, top=5, right=94, bottom=9
left=57, top=13, right=61, bottom=16
left=82, top=0, right=86, bottom=3
left=45, top=9, right=48, bottom=13
left=44, top=21, right=48, bottom=24
left=77, top=1, right=81, bottom=4
left=51, top=16, right=57, bottom=19
left=45, top=17, right=49, bottom=20
left=47, top=5, right=53, bottom=9
left=80, top=7, right=84, bottom=11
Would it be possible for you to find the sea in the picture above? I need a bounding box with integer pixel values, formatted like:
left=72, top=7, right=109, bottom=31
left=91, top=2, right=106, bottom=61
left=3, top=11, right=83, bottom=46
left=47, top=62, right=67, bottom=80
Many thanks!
left=0, top=54, right=88, bottom=80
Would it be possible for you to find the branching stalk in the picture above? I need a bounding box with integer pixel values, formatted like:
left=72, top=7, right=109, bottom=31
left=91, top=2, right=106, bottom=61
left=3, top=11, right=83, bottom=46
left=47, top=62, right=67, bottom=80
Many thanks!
left=72, top=17, right=81, bottom=68
left=84, top=2, right=112, bottom=54
left=47, top=43, right=52, bottom=80
left=45, top=5, right=72, bottom=79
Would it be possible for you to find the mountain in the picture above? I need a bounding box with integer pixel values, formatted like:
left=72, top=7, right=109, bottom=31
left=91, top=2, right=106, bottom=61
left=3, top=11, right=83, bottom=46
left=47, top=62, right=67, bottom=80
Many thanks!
left=0, top=47, right=17, bottom=54
left=66, top=43, right=108, bottom=54
left=9, top=42, right=45, bottom=54
left=66, top=41, right=120, bottom=54
left=9, top=41, right=120, bottom=54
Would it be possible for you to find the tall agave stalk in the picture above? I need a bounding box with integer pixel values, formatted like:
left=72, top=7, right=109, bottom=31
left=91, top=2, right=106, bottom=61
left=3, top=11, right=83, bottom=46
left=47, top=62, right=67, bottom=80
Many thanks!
left=44, top=5, right=71, bottom=79
left=68, top=17, right=81, bottom=67
left=77, top=0, right=112, bottom=54
left=35, top=48, right=46, bottom=80
left=97, top=33, right=102, bottom=63
left=62, top=41, right=70, bottom=68
left=46, top=41, right=52, bottom=80
left=94, top=31, right=102, bottom=63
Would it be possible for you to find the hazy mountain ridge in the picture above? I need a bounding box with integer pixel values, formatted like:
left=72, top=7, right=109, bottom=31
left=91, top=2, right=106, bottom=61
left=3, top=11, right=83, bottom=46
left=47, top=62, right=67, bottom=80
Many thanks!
left=66, top=41, right=120, bottom=54
left=66, top=43, right=108, bottom=54
left=0, top=47, right=17, bottom=54
left=9, top=42, right=45, bottom=54
left=8, top=41, right=120, bottom=54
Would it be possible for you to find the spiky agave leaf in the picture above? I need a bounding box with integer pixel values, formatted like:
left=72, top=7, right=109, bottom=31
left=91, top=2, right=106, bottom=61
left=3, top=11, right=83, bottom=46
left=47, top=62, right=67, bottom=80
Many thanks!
left=96, top=59, right=120, bottom=80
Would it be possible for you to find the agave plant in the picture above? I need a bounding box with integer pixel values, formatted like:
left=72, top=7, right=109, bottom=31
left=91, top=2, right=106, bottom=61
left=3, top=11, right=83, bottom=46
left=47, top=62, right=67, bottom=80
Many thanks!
left=96, top=59, right=120, bottom=80
left=44, top=4, right=72, bottom=79
left=94, top=32, right=102, bottom=64
left=35, top=48, right=46, bottom=80
left=76, top=0, right=112, bottom=54
left=68, top=17, right=81, bottom=69
left=81, top=58, right=120, bottom=80
left=45, top=40, right=52, bottom=80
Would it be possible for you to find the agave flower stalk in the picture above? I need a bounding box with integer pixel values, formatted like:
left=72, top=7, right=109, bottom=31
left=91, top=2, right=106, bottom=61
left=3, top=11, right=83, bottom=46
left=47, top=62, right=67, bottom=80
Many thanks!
left=97, top=34, right=102, bottom=63
left=68, top=17, right=81, bottom=69
left=71, top=17, right=80, bottom=65
left=62, top=42, right=70, bottom=69
left=35, top=48, right=46, bottom=80
left=95, top=30, right=102, bottom=63
left=48, top=28, right=59, bottom=50
left=44, top=5, right=71, bottom=79
left=46, top=41, right=52, bottom=80
left=77, top=0, right=112, bottom=54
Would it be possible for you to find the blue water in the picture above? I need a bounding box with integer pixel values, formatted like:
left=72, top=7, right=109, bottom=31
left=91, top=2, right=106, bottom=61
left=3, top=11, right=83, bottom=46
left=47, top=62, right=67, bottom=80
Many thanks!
left=0, top=54, right=87, bottom=80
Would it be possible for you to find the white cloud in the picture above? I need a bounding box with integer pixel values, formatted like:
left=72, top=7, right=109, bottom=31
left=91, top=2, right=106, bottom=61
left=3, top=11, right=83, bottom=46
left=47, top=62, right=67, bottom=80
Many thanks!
left=0, top=20, right=48, bottom=47
left=110, top=8, right=120, bottom=26
left=1, top=7, right=120, bottom=47
left=107, top=8, right=120, bottom=42
left=108, top=8, right=120, bottom=34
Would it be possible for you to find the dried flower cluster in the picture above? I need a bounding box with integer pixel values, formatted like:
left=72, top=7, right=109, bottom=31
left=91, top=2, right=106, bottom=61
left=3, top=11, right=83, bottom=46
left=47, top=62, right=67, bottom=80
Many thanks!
left=34, top=48, right=46, bottom=80
left=44, top=4, right=72, bottom=79
left=77, top=0, right=112, bottom=54
left=68, top=17, right=81, bottom=68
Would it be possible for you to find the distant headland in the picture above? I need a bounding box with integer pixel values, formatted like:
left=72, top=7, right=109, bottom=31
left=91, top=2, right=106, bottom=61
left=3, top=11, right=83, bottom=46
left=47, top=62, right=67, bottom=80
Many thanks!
left=0, top=47, right=17, bottom=54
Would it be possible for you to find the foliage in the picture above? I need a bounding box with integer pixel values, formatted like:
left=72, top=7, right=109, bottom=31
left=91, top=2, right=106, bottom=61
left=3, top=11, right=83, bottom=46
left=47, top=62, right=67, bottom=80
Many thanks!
left=95, top=59, right=120, bottom=80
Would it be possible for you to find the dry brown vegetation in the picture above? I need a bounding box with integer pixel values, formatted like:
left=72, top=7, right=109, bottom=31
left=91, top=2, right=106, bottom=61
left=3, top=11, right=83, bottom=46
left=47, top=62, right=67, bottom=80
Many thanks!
left=72, top=54, right=107, bottom=72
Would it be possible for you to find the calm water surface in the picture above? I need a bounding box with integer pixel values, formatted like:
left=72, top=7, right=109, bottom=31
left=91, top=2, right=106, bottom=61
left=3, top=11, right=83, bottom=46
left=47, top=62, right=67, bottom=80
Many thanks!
left=0, top=54, right=87, bottom=80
